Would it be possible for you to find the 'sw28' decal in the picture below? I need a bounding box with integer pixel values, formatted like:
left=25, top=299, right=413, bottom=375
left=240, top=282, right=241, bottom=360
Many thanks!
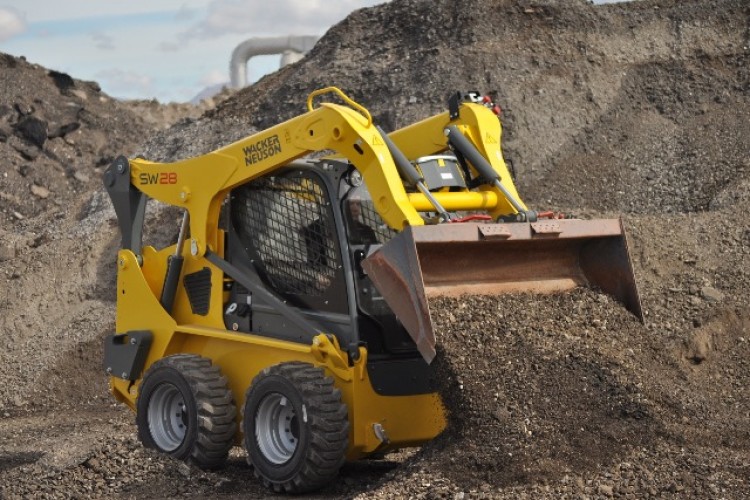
left=139, top=172, right=177, bottom=185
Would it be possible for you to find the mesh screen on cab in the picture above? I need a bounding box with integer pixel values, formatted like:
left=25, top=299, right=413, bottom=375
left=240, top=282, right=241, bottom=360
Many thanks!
left=232, top=175, right=339, bottom=297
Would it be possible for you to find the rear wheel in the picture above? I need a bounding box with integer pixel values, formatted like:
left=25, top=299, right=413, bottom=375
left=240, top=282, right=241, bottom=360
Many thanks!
left=243, top=362, right=348, bottom=493
left=136, top=354, right=237, bottom=468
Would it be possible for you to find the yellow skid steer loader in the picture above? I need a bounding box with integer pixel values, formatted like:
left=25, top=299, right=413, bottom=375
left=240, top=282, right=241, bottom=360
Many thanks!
left=103, top=87, right=641, bottom=493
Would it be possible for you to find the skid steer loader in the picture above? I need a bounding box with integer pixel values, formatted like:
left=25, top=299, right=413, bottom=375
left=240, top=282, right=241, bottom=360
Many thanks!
left=102, top=87, right=641, bottom=493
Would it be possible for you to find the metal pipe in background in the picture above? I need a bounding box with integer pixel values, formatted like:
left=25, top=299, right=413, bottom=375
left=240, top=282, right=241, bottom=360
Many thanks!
left=230, top=36, right=319, bottom=88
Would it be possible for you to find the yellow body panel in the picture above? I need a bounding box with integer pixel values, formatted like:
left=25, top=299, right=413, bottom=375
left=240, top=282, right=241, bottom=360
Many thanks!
left=110, top=248, right=446, bottom=457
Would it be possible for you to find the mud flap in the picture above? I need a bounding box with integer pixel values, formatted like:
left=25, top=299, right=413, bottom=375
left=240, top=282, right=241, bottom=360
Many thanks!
left=362, top=219, right=642, bottom=363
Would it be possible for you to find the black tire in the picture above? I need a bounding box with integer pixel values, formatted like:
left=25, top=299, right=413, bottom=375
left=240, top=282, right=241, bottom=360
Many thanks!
left=136, top=354, right=237, bottom=469
left=243, top=362, right=349, bottom=493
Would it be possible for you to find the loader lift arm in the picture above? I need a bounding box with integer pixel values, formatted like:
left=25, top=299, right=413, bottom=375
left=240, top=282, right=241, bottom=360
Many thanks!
left=104, top=88, right=535, bottom=263
left=105, top=88, right=427, bottom=263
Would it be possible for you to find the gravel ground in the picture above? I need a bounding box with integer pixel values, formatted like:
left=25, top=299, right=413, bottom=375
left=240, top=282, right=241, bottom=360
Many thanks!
left=1, top=0, right=749, bottom=498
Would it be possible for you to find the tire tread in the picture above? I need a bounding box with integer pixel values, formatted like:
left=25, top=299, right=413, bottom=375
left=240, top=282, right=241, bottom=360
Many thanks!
left=243, top=361, right=349, bottom=493
left=138, top=354, right=237, bottom=469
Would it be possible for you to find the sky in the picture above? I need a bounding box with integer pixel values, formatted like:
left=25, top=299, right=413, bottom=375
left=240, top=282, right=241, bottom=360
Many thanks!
left=0, top=0, right=386, bottom=103
left=0, top=0, right=629, bottom=104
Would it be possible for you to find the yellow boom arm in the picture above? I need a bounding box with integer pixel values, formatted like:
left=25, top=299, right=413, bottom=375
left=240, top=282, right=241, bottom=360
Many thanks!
left=127, top=88, right=527, bottom=258
left=130, top=89, right=428, bottom=258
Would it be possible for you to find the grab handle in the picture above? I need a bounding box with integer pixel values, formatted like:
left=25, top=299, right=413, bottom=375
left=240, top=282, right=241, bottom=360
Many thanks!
left=307, top=87, right=373, bottom=127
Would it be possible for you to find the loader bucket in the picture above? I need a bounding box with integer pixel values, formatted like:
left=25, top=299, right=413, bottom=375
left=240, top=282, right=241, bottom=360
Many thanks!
left=362, top=219, right=642, bottom=363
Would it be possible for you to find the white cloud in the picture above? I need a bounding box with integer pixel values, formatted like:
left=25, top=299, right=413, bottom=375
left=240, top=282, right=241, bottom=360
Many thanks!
left=183, top=0, right=385, bottom=39
left=174, top=4, right=196, bottom=21
left=158, top=40, right=182, bottom=52
left=95, top=68, right=154, bottom=98
left=1, top=1, right=388, bottom=102
left=199, top=68, right=228, bottom=86
left=91, top=32, right=115, bottom=50
left=0, top=7, right=27, bottom=41
left=13, top=0, right=209, bottom=23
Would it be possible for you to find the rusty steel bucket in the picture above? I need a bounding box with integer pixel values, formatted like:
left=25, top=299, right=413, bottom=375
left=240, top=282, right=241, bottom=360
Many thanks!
left=362, top=219, right=643, bottom=363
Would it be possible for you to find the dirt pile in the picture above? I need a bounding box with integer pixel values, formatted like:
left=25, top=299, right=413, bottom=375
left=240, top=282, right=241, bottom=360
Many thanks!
left=360, top=289, right=749, bottom=498
left=0, top=53, right=148, bottom=412
left=0, top=53, right=229, bottom=227
left=0, top=52, right=216, bottom=410
left=1, top=0, right=750, bottom=498
left=229, top=0, right=747, bottom=496
left=216, top=0, right=750, bottom=215
left=0, top=53, right=153, bottom=228
left=125, top=85, right=237, bottom=132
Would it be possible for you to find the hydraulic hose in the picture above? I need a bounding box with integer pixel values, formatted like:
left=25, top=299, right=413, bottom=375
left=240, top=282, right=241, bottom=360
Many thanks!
left=160, top=211, right=189, bottom=313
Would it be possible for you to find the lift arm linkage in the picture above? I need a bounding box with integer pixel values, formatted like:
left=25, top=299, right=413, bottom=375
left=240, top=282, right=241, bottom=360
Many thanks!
left=124, top=90, right=423, bottom=258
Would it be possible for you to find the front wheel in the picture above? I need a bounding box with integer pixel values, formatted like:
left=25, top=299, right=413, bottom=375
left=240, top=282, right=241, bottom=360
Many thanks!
left=136, top=354, right=237, bottom=469
left=243, top=362, right=349, bottom=493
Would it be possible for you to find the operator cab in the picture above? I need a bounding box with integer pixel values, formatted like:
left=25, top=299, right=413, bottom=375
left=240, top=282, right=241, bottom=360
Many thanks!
left=222, top=160, right=433, bottom=395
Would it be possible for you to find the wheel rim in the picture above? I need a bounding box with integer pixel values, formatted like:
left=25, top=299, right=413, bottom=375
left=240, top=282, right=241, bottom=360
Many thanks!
left=147, top=383, right=188, bottom=451
left=255, top=392, right=300, bottom=464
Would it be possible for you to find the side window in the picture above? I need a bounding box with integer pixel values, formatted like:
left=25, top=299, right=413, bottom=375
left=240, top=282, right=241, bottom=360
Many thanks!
left=231, top=171, right=346, bottom=313
left=344, top=187, right=396, bottom=245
